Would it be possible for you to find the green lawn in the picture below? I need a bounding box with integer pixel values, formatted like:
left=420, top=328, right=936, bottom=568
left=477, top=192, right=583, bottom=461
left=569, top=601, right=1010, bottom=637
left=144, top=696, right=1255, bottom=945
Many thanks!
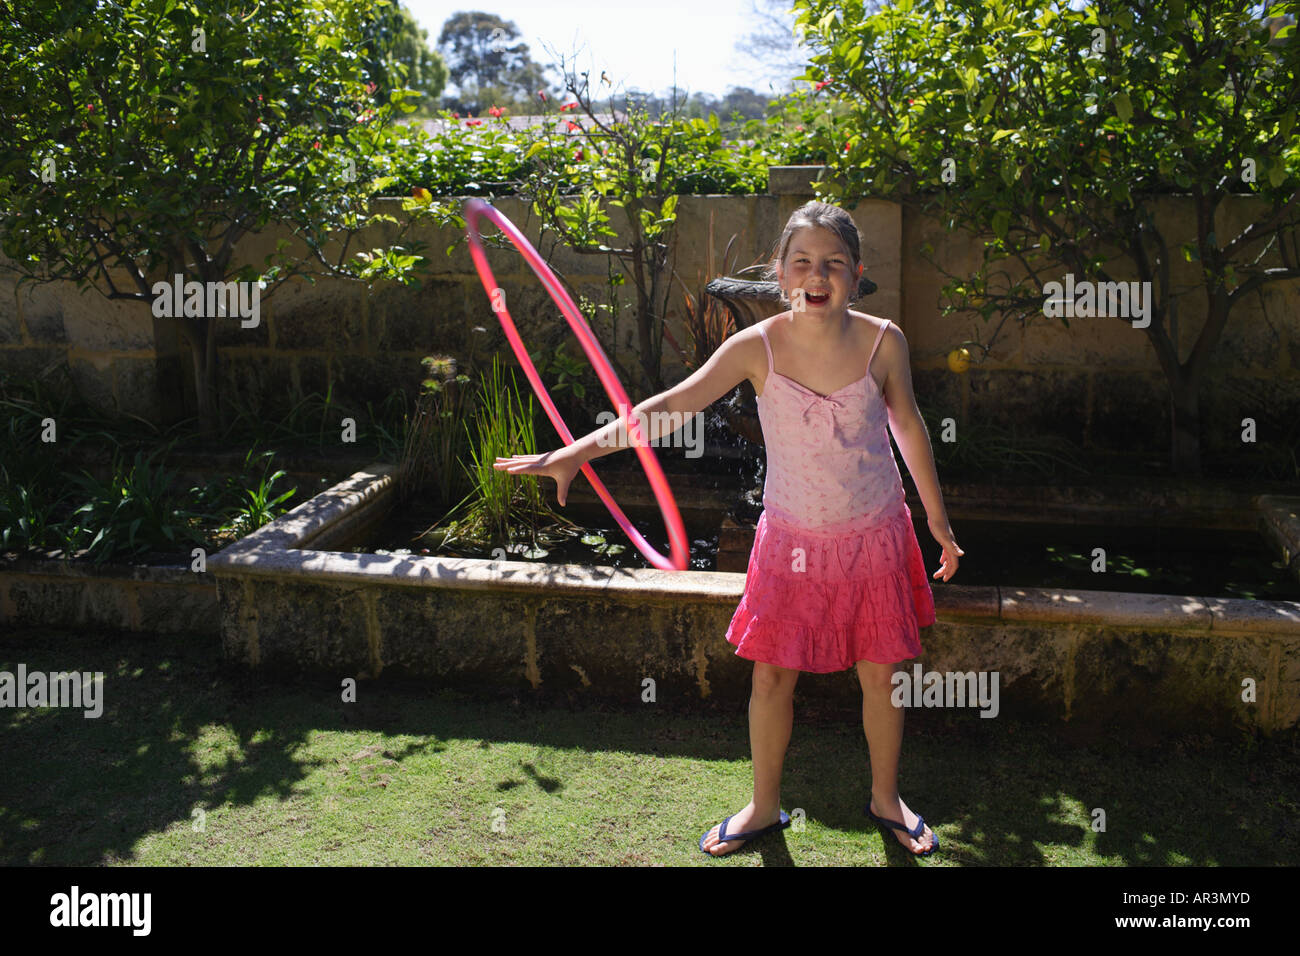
left=1, top=625, right=1295, bottom=866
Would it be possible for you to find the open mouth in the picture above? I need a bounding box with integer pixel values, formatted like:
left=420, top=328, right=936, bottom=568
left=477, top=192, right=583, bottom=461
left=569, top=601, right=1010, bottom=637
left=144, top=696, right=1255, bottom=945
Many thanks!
left=804, top=291, right=831, bottom=306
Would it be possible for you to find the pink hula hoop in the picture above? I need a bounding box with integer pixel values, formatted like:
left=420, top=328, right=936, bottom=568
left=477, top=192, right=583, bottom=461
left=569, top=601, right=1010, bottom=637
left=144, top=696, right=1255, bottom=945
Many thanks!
left=462, top=199, right=689, bottom=572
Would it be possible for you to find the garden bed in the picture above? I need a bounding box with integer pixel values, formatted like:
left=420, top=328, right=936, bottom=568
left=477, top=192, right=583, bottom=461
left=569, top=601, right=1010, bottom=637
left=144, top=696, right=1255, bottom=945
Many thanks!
left=206, top=464, right=1300, bottom=735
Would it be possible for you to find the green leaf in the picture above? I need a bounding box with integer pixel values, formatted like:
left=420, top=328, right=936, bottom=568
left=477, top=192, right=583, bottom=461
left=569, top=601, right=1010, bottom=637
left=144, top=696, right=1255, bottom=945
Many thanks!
left=1113, top=92, right=1133, bottom=123
left=991, top=210, right=1010, bottom=239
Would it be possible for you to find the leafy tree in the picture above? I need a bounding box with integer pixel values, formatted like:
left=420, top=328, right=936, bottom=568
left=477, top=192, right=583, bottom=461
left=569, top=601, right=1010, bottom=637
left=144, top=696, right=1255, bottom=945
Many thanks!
left=0, top=0, right=437, bottom=432
left=718, top=87, right=776, bottom=121
left=794, top=0, right=1300, bottom=476
left=355, top=0, right=448, bottom=115
left=436, top=10, right=551, bottom=113
left=517, top=64, right=728, bottom=394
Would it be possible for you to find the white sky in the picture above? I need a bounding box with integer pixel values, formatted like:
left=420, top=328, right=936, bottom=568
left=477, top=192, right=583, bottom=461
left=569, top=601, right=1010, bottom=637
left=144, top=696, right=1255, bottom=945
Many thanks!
left=410, top=1, right=805, bottom=98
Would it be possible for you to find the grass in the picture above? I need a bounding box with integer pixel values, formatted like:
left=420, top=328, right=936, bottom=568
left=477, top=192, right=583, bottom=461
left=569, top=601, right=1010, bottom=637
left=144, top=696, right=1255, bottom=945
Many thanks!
left=2, top=625, right=1296, bottom=867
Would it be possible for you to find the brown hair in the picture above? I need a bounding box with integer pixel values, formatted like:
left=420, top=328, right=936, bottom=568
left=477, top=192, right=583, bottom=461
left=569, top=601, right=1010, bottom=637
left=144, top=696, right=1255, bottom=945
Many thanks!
left=763, top=201, right=863, bottom=307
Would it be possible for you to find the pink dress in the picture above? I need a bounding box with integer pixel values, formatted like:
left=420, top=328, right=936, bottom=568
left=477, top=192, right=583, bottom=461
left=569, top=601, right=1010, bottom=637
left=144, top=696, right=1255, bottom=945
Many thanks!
left=724, top=316, right=936, bottom=672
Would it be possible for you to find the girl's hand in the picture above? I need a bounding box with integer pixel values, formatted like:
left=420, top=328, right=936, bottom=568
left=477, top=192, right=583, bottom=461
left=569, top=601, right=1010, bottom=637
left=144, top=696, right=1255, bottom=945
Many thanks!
left=492, top=447, right=583, bottom=507
left=927, top=516, right=964, bottom=582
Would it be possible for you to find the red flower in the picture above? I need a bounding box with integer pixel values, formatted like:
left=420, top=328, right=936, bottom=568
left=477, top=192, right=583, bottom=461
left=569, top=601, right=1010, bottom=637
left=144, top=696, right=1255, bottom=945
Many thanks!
left=257, top=94, right=263, bottom=101
left=844, top=139, right=852, bottom=152
left=366, top=81, right=378, bottom=95
left=488, top=105, right=504, bottom=118
left=794, top=124, right=805, bottom=132
left=815, top=79, right=832, bottom=91
left=566, top=119, right=581, bottom=132
left=560, top=101, right=579, bottom=112
left=466, top=118, right=483, bottom=127
left=573, top=148, right=584, bottom=161
left=87, top=103, right=94, bottom=112
left=452, top=111, right=460, bottom=119
left=537, top=90, right=547, bottom=101
left=907, top=98, right=914, bottom=105
left=312, top=140, right=321, bottom=149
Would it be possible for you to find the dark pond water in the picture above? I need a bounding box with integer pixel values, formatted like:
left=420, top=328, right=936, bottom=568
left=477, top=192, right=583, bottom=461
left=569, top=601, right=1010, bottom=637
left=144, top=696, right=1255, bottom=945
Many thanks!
left=357, top=502, right=1300, bottom=600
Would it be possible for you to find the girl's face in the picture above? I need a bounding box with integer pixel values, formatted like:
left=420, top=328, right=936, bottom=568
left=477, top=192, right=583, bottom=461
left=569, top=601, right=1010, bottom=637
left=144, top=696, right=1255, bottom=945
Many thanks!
left=775, top=226, right=861, bottom=316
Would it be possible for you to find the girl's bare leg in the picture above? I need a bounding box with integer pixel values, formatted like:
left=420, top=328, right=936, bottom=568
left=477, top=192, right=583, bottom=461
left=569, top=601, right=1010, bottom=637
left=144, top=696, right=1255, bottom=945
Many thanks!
left=701, top=661, right=799, bottom=855
left=857, top=659, right=934, bottom=853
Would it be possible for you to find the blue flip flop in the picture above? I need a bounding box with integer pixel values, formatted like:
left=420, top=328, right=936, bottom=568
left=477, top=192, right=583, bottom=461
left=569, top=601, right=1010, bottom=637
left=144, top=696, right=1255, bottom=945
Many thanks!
left=699, top=810, right=792, bottom=856
left=866, top=801, right=939, bottom=856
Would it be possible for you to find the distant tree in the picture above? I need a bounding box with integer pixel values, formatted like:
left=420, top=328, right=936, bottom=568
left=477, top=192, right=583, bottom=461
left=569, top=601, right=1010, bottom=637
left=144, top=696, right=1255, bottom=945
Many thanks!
left=719, top=86, right=773, bottom=121
left=355, top=0, right=447, bottom=115
left=436, top=10, right=550, bottom=112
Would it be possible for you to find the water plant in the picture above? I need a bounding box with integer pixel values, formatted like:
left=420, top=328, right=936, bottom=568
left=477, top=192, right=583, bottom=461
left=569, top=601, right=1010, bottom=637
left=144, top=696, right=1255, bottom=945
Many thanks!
left=432, top=354, right=576, bottom=553
left=397, top=355, right=475, bottom=507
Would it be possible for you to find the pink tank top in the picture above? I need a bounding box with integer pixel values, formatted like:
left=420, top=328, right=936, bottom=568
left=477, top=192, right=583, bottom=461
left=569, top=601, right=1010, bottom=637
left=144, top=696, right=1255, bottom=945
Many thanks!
left=755, top=317, right=906, bottom=530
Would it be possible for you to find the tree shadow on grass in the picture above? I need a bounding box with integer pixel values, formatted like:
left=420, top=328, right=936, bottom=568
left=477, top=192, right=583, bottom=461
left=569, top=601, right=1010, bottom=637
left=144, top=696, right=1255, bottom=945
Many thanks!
left=0, top=625, right=1295, bottom=866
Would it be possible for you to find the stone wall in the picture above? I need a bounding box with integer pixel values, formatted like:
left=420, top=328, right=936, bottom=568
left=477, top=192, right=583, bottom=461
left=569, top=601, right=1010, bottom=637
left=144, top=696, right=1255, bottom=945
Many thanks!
left=2, top=173, right=1297, bottom=464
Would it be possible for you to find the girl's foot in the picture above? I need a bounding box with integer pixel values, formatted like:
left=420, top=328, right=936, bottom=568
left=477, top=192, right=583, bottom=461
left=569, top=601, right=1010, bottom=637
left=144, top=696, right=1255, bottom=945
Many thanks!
left=700, top=800, right=783, bottom=856
left=868, top=794, right=935, bottom=854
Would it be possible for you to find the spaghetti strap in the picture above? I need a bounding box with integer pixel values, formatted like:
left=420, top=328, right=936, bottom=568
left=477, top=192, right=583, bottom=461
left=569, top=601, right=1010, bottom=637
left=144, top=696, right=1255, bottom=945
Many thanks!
left=757, top=324, right=775, bottom=375
left=866, top=318, right=890, bottom=374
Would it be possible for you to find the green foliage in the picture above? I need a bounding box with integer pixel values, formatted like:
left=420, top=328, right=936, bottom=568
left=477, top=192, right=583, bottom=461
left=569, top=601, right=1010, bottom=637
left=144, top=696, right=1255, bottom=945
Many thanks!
left=65, top=445, right=207, bottom=564
left=375, top=108, right=772, bottom=200
left=792, top=0, right=1300, bottom=305
left=356, top=0, right=448, bottom=113
left=0, top=467, right=65, bottom=552
left=533, top=341, right=588, bottom=400
left=793, top=0, right=1300, bottom=473
left=0, top=0, right=444, bottom=429
left=436, top=355, right=567, bottom=552
left=435, top=11, right=551, bottom=114
left=396, top=356, right=476, bottom=507
left=208, top=448, right=298, bottom=538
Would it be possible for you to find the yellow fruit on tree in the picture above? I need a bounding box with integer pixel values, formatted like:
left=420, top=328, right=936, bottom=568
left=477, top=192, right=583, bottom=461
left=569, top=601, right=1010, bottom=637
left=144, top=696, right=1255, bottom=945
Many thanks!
left=947, top=347, right=971, bottom=374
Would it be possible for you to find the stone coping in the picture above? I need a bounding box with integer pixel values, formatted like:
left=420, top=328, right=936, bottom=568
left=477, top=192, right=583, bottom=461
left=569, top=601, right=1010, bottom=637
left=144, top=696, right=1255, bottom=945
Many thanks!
left=206, top=466, right=1300, bottom=637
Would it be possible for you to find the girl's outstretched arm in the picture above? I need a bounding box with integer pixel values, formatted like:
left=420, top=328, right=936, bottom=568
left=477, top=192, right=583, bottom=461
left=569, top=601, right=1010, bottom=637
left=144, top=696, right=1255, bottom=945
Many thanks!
left=877, top=323, right=964, bottom=581
left=493, top=328, right=759, bottom=505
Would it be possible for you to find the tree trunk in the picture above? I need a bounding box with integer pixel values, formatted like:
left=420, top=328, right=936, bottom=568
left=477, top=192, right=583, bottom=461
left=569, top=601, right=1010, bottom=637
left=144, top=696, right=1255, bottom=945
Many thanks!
left=1169, top=371, right=1202, bottom=477
left=185, top=318, right=218, bottom=436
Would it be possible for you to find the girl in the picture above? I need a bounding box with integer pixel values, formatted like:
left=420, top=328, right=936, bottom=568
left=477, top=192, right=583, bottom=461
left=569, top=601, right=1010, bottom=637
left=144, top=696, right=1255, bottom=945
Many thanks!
left=493, top=201, right=963, bottom=859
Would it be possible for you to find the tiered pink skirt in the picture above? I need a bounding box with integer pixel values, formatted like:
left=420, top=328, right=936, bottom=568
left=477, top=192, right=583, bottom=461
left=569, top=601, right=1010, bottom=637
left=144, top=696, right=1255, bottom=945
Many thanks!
left=725, top=501, right=935, bottom=673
